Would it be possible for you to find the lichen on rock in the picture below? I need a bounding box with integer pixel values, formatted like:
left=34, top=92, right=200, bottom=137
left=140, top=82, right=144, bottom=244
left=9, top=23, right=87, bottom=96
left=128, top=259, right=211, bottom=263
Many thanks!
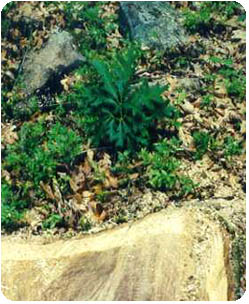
left=119, top=2, right=187, bottom=51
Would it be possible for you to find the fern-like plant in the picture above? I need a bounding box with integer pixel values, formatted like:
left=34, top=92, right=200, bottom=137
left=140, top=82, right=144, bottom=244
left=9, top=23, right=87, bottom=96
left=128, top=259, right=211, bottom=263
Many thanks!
left=74, top=47, right=178, bottom=151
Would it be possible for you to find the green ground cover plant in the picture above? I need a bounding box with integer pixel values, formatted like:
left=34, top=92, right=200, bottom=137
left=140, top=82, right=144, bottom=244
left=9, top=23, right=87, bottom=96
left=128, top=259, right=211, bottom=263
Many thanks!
left=63, top=1, right=118, bottom=59
left=183, top=4, right=212, bottom=34
left=1, top=181, right=28, bottom=231
left=139, top=138, right=195, bottom=196
left=209, top=56, right=245, bottom=100
left=223, top=136, right=243, bottom=159
left=183, top=1, right=244, bottom=34
left=192, top=131, right=243, bottom=161
left=2, top=121, right=83, bottom=230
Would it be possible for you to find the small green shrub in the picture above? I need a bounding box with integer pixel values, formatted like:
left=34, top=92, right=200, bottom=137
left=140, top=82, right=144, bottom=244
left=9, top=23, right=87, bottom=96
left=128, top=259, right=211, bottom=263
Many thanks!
left=2, top=120, right=83, bottom=229
left=224, top=136, right=243, bottom=159
left=201, top=94, right=214, bottom=109
left=224, top=76, right=245, bottom=100
left=1, top=2, right=17, bottom=37
left=47, top=122, right=82, bottom=164
left=219, top=67, right=245, bottom=100
left=192, top=131, right=212, bottom=160
left=183, top=6, right=211, bottom=34
left=139, top=138, right=194, bottom=195
left=206, top=1, right=244, bottom=19
left=112, top=150, right=133, bottom=174
left=4, top=120, right=83, bottom=208
left=208, top=56, right=245, bottom=101
left=183, top=2, right=244, bottom=35
left=2, top=91, right=39, bottom=121
left=1, top=181, right=28, bottom=231
left=192, top=131, right=243, bottom=161
left=26, top=148, right=57, bottom=186
left=5, top=121, right=55, bottom=186
left=73, top=47, right=178, bottom=151
left=63, top=1, right=117, bottom=58
left=42, top=213, right=63, bottom=230
left=79, top=215, right=92, bottom=231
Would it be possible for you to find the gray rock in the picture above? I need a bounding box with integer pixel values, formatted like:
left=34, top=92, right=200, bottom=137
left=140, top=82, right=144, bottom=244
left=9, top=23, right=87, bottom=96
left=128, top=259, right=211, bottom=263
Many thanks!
left=119, top=2, right=187, bottom=51
left=22, top=31, right=85, bottom=95
left=177, top=77, right=201, bottom=92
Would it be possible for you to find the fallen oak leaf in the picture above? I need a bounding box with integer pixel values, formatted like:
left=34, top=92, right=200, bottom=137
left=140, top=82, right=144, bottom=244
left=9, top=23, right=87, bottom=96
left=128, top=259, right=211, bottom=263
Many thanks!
left=69, top=164, right=86, bottom=193
left=60, top=77, right=70, bottom=91
left=129, top=173, right=139, bottom=180
left=128, top=161, right=143, bottom=169
left=69, top=178, right=79, bottom=193
left=2, top=170, right=11, bottom=183
left=40, top=181, right=55, bottom=200
left=82, top=191, right=94, bottom=199
left=88, top=201, right=107, bottom=222
left=87, top=149, right=94, bottom=162
left=98, top=152, right=112, bottom=169
left=180, top=100, right=195, bottom=115
left=104, top=169, right=118, bottom=188
left=82, top=158, right=91, bottom=175
left=92, top=184, right=103, bottom=195
left=52, top=178, right=66, bottom=216
left=1, top=123, right=18, bottom=145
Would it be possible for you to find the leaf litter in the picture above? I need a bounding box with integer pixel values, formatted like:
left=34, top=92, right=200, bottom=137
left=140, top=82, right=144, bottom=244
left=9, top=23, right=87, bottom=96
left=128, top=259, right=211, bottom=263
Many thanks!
left=1, top=1, right=245, bottom=248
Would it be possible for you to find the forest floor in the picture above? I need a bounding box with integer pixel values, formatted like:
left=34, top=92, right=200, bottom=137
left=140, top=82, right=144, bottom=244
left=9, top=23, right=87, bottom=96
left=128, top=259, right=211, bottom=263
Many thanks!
left=1, top=1, right=246, bottom=297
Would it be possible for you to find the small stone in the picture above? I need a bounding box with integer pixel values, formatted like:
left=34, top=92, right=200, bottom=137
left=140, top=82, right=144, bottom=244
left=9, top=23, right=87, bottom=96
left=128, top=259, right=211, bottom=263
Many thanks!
left=119, top=2, right=187, bottom=51
left=22, top=31, right=85, bottom=95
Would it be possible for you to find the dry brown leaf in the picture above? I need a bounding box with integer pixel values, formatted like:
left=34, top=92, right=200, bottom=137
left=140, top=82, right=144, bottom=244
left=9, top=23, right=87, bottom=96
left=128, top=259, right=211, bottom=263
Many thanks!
left=180, top=101, right=195, bottom=114
left=4, top=71, right=15, bottom=80
left=240, top=120, right=246, bottom=135
left=165, top=75, right=178, bottom=91
left=87, top=149, right=94, bottom=162
left=232, top=30, right=246, bottom=43
left=52, top=179, right=65, bottom=215
left=1, top=124, right=18, bottom=145
left=88, top=201, right=107, bottom=222
left=229, top=174, right=238, bottom=191
left=104, top=169, right=118, bottom=189
left=82, top=191, right=94, bottom=199
left=129, top=173, right=139, bottom=180
left=82, top=158, right=91, bottom=175
left=98, top=152, right=112, bottom=169
left=70, top=196, right=87, bottom=212
left=60, top=77, right=70, bottom=91
left=74, top=193, right=83, bottom=203
left=23, top=208, right=43, bottom=229
left=97, top=210, right=107, bottom=221
left=189, top=35, right=197, bottom=43
left=178, top=127, right=193, bottom=147
left=95, top=203, right=104, bottom=217
left=69, top=178, right=79, bottom=193
left=70, top=162, right=86, bottom=193
left=40, top=181, right=55, bottom=200
left=128, top=161, right=143, bottom=169
left=2, top=170, right=11, bottom=182
left=88, top=200, right=96, bottom=211
left=92, top=184, right=103, bottom=194
left=19, top=3, right=33, bottom=18
left=1, top=49, right=7, bottom=62
left=214, top=77, right=227, bottom=98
